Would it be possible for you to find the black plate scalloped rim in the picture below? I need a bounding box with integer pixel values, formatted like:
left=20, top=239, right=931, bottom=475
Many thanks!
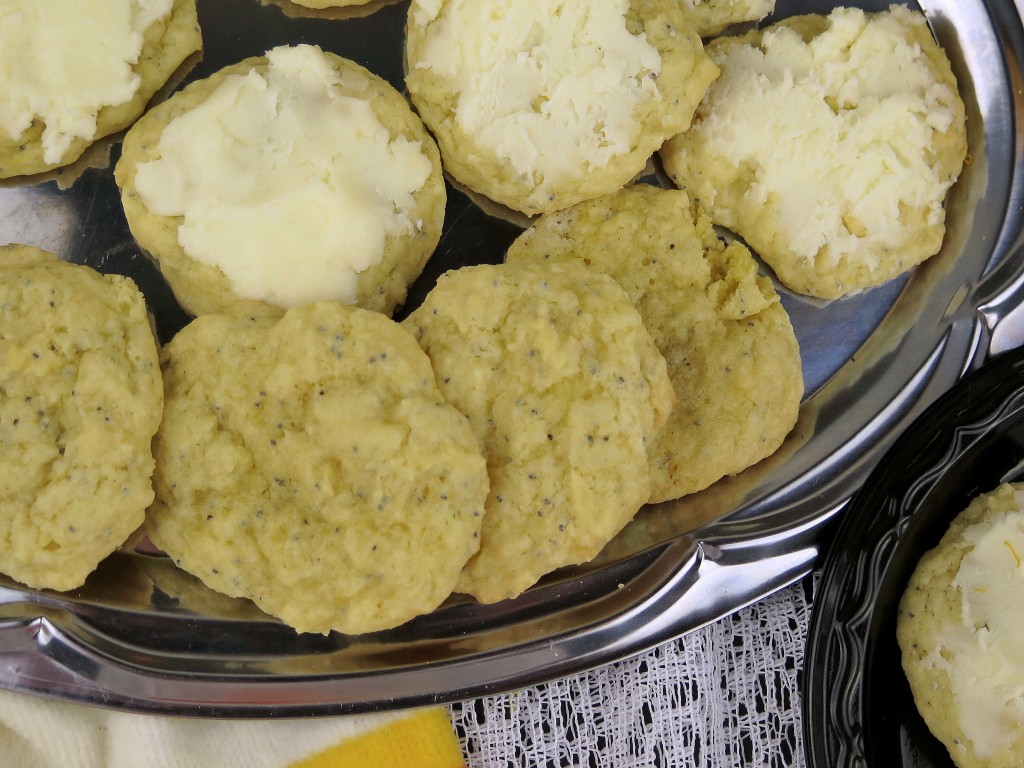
left=803, top=345, right=1024, bottom=768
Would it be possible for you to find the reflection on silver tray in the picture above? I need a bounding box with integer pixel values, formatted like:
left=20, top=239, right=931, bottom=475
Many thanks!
left=2, top=0, right=1024, bottom=715
left=803, top=344, right=1024, bottom=768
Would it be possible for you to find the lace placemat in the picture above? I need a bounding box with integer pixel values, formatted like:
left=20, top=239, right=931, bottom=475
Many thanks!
left=451, top=576, right=814, bottom=767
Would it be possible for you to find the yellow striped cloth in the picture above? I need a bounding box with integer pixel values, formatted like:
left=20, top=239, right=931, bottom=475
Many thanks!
left=0, top=689, right=466, bottom=767
left=292, top=708, right=465, bottom=768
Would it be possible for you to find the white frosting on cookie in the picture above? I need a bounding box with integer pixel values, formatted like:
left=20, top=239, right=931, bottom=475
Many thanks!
left=688, top=6, right=958, bottom=269
left=926, top=494, right=1024, bottom=761
left=409, top=0, right=661, bottom=209
left=0, top=0, right=172, bottom=163
left=134, top=45, right=433, bottom=308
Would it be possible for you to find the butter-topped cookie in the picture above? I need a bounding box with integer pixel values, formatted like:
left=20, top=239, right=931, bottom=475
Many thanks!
left=898, top=483, right=1024, bottom=768
left=0, top=0, right=201, bottom=178
left=661, top=6, right=967, bottom=299
left=508, top=184, right=802, bottom=502
left=404, top=0, right=718, bottom=216
left=117, top=45, right=445, bottom=317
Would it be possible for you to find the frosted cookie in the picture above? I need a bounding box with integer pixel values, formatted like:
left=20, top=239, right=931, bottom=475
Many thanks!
left=404, top=0, right=719, bottom=217
left=116, top=44, right=445, bottom=317
left=507, top=184, right=802, bottom=502
left=0, top=0, right=201, bottom=179
left=897, top=483, right=1024, bottom=768
left=148, top=301, right=488, bottom=635
left=0, top=245, right=162, bottom=591
left=661, top=6, right=967, bottom=299
left=403, top=262, right=674, bottom=603
left=676, top=0, right=775, bottom=38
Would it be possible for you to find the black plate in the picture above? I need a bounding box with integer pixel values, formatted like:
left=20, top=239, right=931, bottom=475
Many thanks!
left=803, top=344, right=1024, bottom=767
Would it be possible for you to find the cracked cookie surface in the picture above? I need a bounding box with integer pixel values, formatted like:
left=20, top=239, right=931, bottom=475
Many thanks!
left=148, top=301, right=488, bottom=635
left=404, top=0, right=718, bottom=216
left=0, top=245, right=162, bottom=590
left=508, top=184, right=802, bottom=501
left=404, top=262, right=673, bottom=603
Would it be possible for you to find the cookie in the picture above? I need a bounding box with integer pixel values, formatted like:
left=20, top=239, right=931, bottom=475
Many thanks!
left=0, top=245, right=162, bottom=590
left=290, top=0, right=376, bottom=7
left=116, top=44, right=445, bottom=317
left=897, top=483, right=1024, bottom=768
left=0, top=0, right=201, bottom=179
left=507, top=184, right=802, bottom=502
left=259, top=0, right=397, bottom=20
left=660, top=6, right=967, bottom=299
left=403, top=262, right=674, bottom=603
left=147, top=301, right=488, bottom=635
left=676, top=0, right=775, bottom=38
left=404, top=0, right=718, bottom=216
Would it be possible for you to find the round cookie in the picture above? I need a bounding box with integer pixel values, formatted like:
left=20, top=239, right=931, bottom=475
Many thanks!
left=676, top=0, right=776, bottom=38
left=0, top=245, right=162, bottom=591
left=403, top=262, right=674, bottom=603
left=116, top=44, right=445, bottom=317
left=507, top=184, right=802, bottom=502
left=660, top=5, right=967, bottom=299
left=404, top=0, right=719, bottom=217
left=147, top=301, right=488, bottom=635
left=897, top=483, right=1024, bottom=768
left=0, top=0, right=201, bottom=179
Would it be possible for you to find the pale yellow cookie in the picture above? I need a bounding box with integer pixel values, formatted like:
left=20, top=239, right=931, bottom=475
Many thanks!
left=117, top=45, right=445, bottom=317
left=0, top=0, right=201, bottom=179
left=291, top=0, right=374, bottom=6
left=897, top=482, right=1024, bottom=768
left=403, top=262, right=674, bottom=603
left=676, top=0, right=775, bottom=37
left=259, top=0, right=399, bottom=20
left=404, top=0, right=718, bottom=216
left=508, top=184, right=802, bottom=502
left=148, top=301, right=488, bottom=635
left=0, top=245, right=162, bottom=590
left=661, top=6, right=967, bottom=299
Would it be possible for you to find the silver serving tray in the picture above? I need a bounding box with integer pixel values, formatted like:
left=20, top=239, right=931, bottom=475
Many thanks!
left=1, top=0, right=1024, bottom=716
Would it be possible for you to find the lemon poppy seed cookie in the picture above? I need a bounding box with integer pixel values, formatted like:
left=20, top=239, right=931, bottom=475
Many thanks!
left=117, top=44, right=445, bottom=317
left=0, top=245, right=162, bottom=591
left=897, top=483, right=1024, bottom=768
left=0, top=0, right=201, bottom=179
left=403, top=262, right=674, bottom=603
left=148, top=301, right=488, bottom=635
left=289, top=0, right=377, bottom=7
left=508, top=184, right=802, bottom=502
left=676, top=0, right=775, bottom=38
left=661, top=5, right=967, bottom=299
left=404, top=0, right=719, bottom=217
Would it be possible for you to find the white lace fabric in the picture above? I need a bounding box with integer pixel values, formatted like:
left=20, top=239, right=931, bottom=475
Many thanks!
left=452, top=578, right=813, bottom=767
